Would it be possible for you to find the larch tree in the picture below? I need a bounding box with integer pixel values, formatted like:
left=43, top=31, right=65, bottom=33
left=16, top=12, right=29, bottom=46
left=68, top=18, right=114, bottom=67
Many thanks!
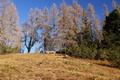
left=112, top=0, right=118, bottom=10
left=57, top=1, right=76, bottom=50
left=71, top=0, right=82, bottom=33
left=82, top=10, right=89, bottom=33
left=42, top=7, right=50, bottom=51
left=0, top=0, right=10, bottom=44
left=87, top=4, right=103, bottom=60
left=101, top=4, right=109, bottom=40
left=0, top=0, right=21, bottom=52
left=49, top=3, right=59, bottom=51
left=71, top=0, right=84, bottom=44
left=103, top=4, right=109, bottom=17
left=94, top=17, right=102, bottom=43
left=87, top=3, right=101, bottom=42
left=102, top=4, right=109, bottom=27
left=78, top=10, right=90, bottom=45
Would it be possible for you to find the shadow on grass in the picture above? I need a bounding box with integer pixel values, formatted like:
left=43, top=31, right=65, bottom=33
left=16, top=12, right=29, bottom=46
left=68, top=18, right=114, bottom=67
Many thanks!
left=96, top=62, right=120, bottom=69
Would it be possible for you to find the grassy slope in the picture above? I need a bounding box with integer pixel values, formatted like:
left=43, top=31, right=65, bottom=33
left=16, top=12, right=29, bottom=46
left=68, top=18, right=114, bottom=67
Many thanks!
left=0, top=54, right=120, bottom=80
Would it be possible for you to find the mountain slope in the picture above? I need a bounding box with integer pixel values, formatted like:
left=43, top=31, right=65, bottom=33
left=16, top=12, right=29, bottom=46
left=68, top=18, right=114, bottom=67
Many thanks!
left=0, top=54, right=120, bottom=80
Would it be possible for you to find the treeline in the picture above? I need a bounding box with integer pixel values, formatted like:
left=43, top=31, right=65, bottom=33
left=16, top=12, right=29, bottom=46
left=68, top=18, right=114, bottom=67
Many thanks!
left=0, top=0, right=120, bottom=67
left=22, top=1, right=104, bottom=53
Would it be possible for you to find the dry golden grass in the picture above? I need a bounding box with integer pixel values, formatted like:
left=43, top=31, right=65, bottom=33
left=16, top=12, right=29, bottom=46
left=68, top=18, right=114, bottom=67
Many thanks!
left=0, top=53, right=120, bottom=80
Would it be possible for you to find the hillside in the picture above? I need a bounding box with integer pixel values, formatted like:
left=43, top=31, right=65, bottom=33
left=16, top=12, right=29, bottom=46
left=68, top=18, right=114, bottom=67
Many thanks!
left=0, top=54, right=120, bottom=80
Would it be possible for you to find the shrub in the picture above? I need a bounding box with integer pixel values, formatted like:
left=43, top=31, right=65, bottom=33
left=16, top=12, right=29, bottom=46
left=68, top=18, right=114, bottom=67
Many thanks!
left=108, top=47, right=120, bottom=68
left=77, top=45, right=97, bottom=59
left=95, top=49, right=109, bottom=60
left=61, top=44, right=97, bottom=59
left=65, top=45, right=80, bottom=56
left=0, top=44, right=19, bottom=54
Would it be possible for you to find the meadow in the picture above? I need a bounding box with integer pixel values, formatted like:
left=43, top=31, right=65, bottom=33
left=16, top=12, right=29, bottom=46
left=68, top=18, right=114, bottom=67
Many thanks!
left=0, top=54, right=120, bottom=80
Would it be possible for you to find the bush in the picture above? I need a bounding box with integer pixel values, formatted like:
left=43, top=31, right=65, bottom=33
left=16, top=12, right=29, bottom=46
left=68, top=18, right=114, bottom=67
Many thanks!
left=78, top=45, right=97, bottom=59
left=108, top=47, right=120, bottom=68
left=60, top=44, right=97, bottom=59
left=96, top=49, right=109, bottom=60
left=0, top=44, right=19, bottom=54
left=56, top=45, right=80, bottom=56
left=65, top=45, right=80, bottom=56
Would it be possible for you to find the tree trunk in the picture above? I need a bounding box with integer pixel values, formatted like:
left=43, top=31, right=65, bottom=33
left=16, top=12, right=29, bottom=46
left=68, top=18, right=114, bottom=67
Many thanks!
left=27, top=47, right=31, bottom=53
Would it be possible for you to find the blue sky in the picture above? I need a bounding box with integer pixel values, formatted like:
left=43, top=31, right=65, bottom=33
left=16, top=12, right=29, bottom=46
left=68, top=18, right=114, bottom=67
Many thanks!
left=13, top=0, right=120, bottom=25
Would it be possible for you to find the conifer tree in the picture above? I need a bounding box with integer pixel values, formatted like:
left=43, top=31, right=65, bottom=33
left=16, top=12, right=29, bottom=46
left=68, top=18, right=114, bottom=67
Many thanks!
left=87, top=3, right=101, bottom=42
left=103, top=4, right=109, bottom=17
left=112, top=0, right=118, bottom=10
left=0, top=0, right=21, bottom=52
left=42, top=7, right=50, bottom=51
left=49, top=3, right=59, bottom=51
left=57, top=1, right=76, bottom=50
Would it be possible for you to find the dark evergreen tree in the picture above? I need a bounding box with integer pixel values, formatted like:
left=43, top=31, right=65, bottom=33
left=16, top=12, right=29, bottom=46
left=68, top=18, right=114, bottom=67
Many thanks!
left=103, top=8, right=120, bottom=68
left=103, top=8, right=120, bottom=48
